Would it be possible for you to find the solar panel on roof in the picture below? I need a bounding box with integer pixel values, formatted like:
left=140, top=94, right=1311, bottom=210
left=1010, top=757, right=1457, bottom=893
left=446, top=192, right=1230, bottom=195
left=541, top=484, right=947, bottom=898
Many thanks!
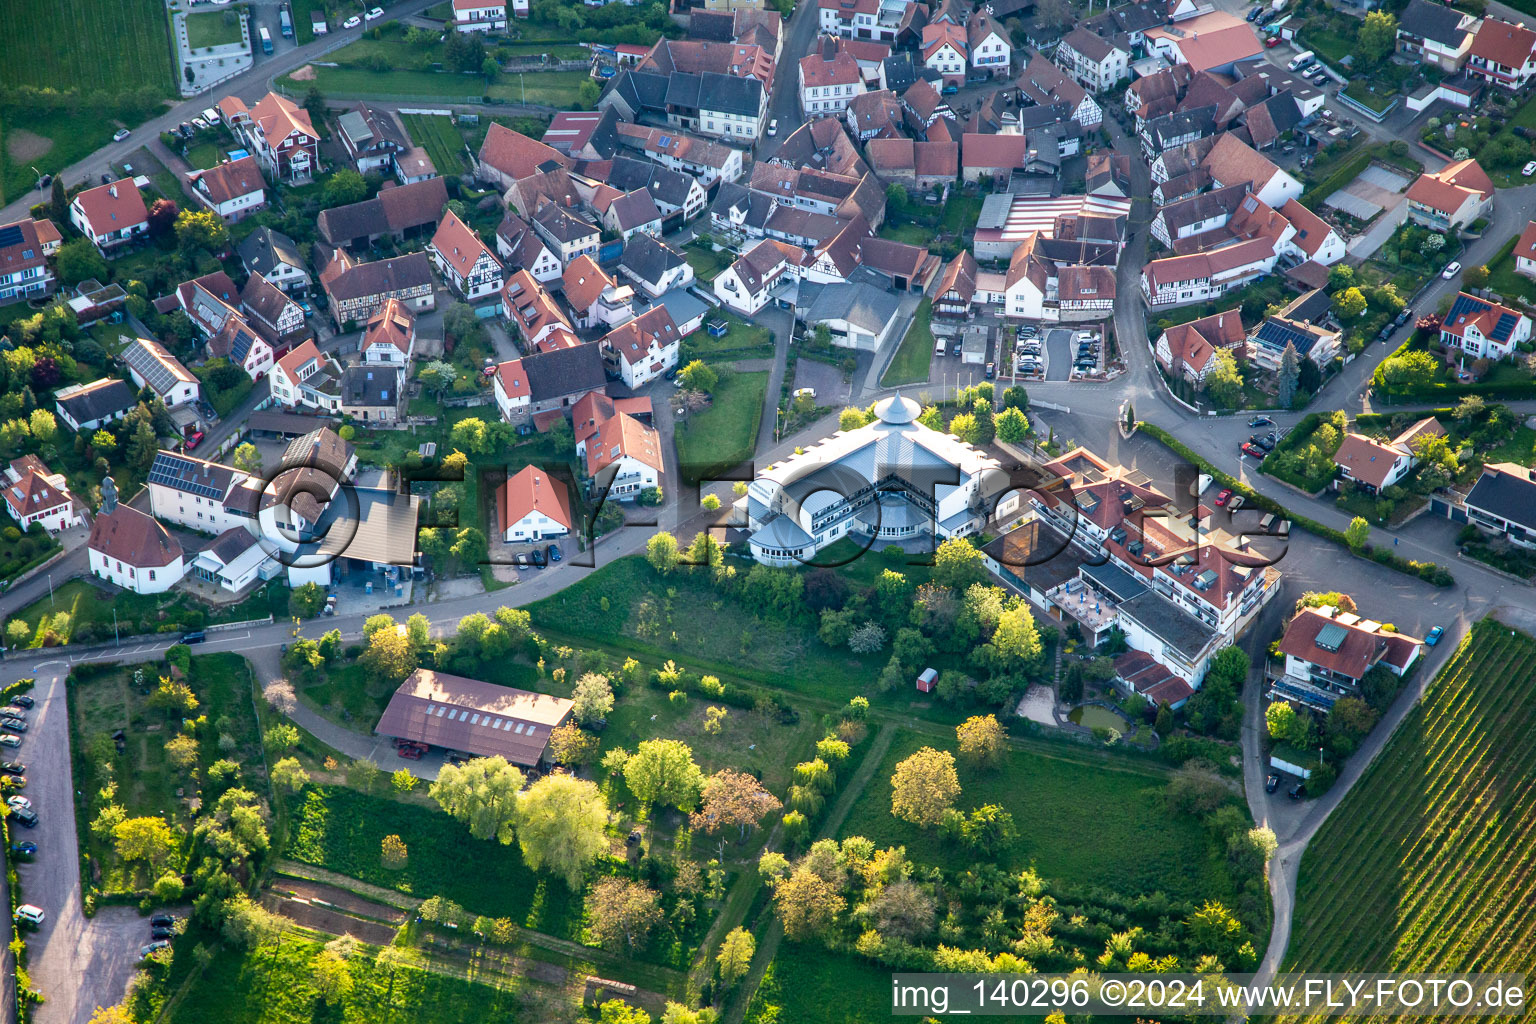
left=658, top=135, right=672, bottom=146
left=1315, top=622, right=1348, bottom=652
left=0, top=225, right=23, bottom=248
left=148, top=453, right=227, bottom=499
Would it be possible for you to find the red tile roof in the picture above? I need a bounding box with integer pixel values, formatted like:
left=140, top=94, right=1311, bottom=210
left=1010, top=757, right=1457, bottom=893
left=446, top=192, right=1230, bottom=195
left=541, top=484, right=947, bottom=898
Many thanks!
left=430, top=209, right=499, bottom=279
left=88, top=504, right=182, bottom=568
left=73, top=180, right=148, bottom=233
left=478, top=123, right=568, bottom=181
left=602, top=305, right=678, bottom=365
left=498, top=464, right=573, bottom=533
left=1515, top=220, right=1536, bottom=264
left=586, top=410, right=664, bottom=475
left=2, top=457, right=69, bottom=520
left=374, top=669, right=572, bottom=766
left=250, top=91, right=317, bottom=146
left=1279, top=607, right=1410, bottom=681
left=1406, top=158, right=1493, bottom=215
left=1470, top=18, right=1536, bottom=69
left=189, top=155, right=264, bottom=206
left=495, top=357, right=530, bottom=401
left=362, top=298, right=415, bottom=354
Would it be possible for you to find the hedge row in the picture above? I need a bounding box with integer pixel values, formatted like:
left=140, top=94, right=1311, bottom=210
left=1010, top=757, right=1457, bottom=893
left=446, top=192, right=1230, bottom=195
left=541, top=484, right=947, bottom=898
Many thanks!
left=1299, top=147, right=1373, bottom=207
left=1135, top=423, right=1455, bottom=587
left=1377, top=379, right=1536, bottom=403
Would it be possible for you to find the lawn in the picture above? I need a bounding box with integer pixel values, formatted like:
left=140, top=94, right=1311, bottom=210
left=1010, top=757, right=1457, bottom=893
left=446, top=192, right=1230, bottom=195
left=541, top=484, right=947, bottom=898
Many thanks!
left=525, top=556, right=893, bottom=701
left=198, top=363, right=256, bottom=416
left=1341, top=79, right=1397, bottom=115
left=681, top=310, right=774, bottom=360
left=69, top=653, right=262, bottom=893
left=286, top=784, right=585, bottom=932
left=185, top=9, right=244, bottom=49
left=683, top=243, right=731, bottom=283
left=746, top=945, right=894, bottom=1024
left=1485, top=232, right=1536, bottom=305
left=880, top=297, right=935, bottom=387
left=7, top=577, right=288, bottom=647
left=185, top=142, right=225, bottom=170
left=837, top=728, right=1229, bottom=900
left=161, top=930, right=533, bottom=1024
left=674, top=369, right=767, bottom=482
left=1260, top=410, right=1346, bottom=493
left=400, top=113, right=469, bottom=175
left=278, top=67, right=588, bottom=108
left=1280, top=620, right=1536, bottom=1010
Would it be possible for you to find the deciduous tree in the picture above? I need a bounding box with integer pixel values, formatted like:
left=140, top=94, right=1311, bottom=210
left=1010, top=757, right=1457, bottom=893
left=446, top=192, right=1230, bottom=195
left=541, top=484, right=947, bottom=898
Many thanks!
left=647, top=531, right=680, bottom=574
left=625, top=738, right=705, bottom=812
left=933, top=537, right=985, bottom=589
left=1344, top=516, right=1370, bottom=551
left=361, top=626, right=414, bottom=682
left=517, top=773, right=608, bottom=887
left=716, top=926, right=755, bottom=985
left=773, top=867, right=845, bottom=940
left=890, top=747, right=961, bottom=826
left=270, top=757, right=309, bottom=794
left=956, top=715, right=1006, bottom=768
left=690, top=769, right=782, bottom=853
left=587, top=877, right=663, bottom=951
left=113, top=816, right=178, bottom=866
left=428, top=756, right=525, bottom=844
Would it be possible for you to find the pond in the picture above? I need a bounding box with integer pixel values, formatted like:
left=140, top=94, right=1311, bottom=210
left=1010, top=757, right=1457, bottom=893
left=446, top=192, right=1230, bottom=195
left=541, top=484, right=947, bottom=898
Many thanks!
left=1068, top=704, right=1130, bottom=732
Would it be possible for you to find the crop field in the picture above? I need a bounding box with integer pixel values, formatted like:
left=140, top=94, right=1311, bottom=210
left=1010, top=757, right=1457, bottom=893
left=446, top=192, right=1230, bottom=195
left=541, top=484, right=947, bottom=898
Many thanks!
left=0, top=0, right=173, bottom=96
left=401, top=113, right=469, bottom=176
left=1281, top=619, right=1536, bottom=1022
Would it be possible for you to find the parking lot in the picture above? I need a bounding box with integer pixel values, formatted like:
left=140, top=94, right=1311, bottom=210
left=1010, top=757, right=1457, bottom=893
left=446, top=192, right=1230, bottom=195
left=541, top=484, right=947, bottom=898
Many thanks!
left=1043, top=328, right=1072, bottom=381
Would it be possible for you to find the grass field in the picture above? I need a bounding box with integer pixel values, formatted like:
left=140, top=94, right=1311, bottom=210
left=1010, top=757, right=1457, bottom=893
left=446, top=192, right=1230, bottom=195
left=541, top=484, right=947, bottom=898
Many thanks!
left=881, top=298, right=935, bottom=387
left=185, top=9, right=244, bottom=49
left=839, top=728, right=1229, bottom=900
left=675, top=369, right=767, bottom=482
left=525, top=556, right=891, bottom=701
left=164, top=930, right=533, bottom=1024
left=683, top=244, right=731, bottom=283
left=401, top=113, right=469, bottom=175
left=1280, top=619, right=1536, bottom=1015
left=0, top=0, right=174, bottom=96
left=278, top=67, right=588, bottom=108
left=746, top=945, right=893, bottom=1024
left=185, top=142, right=224, bottom=170
left=9, top=577, right=286, bottom=647
left=286, top=784, right=585, bottom=933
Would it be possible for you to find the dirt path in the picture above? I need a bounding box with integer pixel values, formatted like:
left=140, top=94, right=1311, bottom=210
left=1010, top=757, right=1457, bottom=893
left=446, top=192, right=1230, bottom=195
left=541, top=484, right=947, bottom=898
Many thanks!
left=268, top=878, right=409, bottom=923
left=722, top=723, right=896, bottom=1024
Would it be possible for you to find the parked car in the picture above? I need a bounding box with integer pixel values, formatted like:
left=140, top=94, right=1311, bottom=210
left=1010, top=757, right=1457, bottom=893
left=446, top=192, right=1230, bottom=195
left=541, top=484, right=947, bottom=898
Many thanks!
left=1524, top=161, right=1536, bottom=177
left=1426, top=625, right=1445, bottom=646
left=1265, top=773, right=1280, bottom=793
left=1395, top=309, right=1413, bottom=327
left=191, top=117, right=209, bottom=130
left=343, top=14, right=361, bottom=27
left=113, top=128, right=131, bottom=142
left=767, top=119, right=778, bottom=136
left=13, top=905, right=44, bottom=927
left=0, top=735, right=23, bottom=749
left=8, top=696, right=32, bottom=709
left=1, top=762, right=24, bottom=776
left=3, top=777, right=25, bottom=790
left=0, top=709, right=24, bottom=722
left=1247, top=6, right=1261, bottom=19
left=186, top=430, right=205, bottom=451
left=1265, top=35, right=1281, bottom=46
left=1312, top=72, right=1329, bottom=86
left=1442, top=261, right=1461, bottom=279
left=10, top=807, right=36, bottom=828
left=984, top=361, right=995, bottom=379
left=151, top=913, right=175, bottom=928
left=547, top=544, right=562, bottom=563
left=365, top=6, right=384, bottom=19
left=152, top=923, right=175, bottom=940
left=9, top=841, right=35, bottom=857
left=1248, top=416, right=1274, bottom=427
left=140, top=940, right=172, bottom=959
left=7, top=796, right=32, bottom=812
left=1241, top=442, right=1268, bottom=459
left=1227, top=494, right=1246, bottom=511
left=182, top=630, right=206, bottom=644
left=1260, top=432, right=1278, bottom=450
left=2, top=720, right=28, bottom=734
left=1214, top=488, right=1232, bottom=507
left=1287, top=782, right=1306, bottom=800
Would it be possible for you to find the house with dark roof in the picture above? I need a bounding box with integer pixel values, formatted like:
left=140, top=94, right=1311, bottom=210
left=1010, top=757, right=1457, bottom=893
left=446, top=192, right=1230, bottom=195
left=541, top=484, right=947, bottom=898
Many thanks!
left=341, top=363, right=400, bottom=424
left=1458, top=462, right=1536, bottom=546
left=317, top=178, right=450, bottom=251
left=602, top=156, right=707, bottom=222
left=1055, top=27, right=1130, bottom=92
left=318, top=247, right=436, bottom=329
left=600, top=305, right=680, bottom=388
left=188, top=526, right=280, bottom=595
left=797, top=281, right=902, bottom=352
left=490, top=343, right=608, bottom=425
left=1397, top=0, right=1478, bottom=68
left=240, top=274, right=309, bottom=355
left=532, top=202, right=601, bottom=265
left=239, top=227, right=310, bottom=294
left=1440, top=291, right=1531, bottom=359
left=1248, top=289, right=1343, bottom=370
left=53, top=378, right=137, bottom=433
left=617, top=233, right=693, bottom=298
left=496, top=211, right=563, bottom=284
left=544, top=109, right=621, bottom=161
left=1017, top=55, right=1102, bottom=128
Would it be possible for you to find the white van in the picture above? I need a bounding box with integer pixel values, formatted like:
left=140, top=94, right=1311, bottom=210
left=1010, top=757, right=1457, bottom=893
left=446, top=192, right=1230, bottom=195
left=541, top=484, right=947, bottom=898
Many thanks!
left=935, top=339, right=946, bottom=356
left=1287, top=49, right=1314, bottom=71
left=201, top=107, right=221, bottom=125
left=13, top=905, right=44, bottom=926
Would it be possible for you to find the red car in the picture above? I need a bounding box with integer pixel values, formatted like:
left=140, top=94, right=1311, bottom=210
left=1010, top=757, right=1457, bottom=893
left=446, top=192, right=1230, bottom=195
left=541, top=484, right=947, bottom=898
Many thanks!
left=1214, top=488, right=1232, bottom=507
left=1265, top=35, right=1281, bottom=46
left=1241, top=442, right=1268, bottom=459
left=185, top=431, right=205, bottom=451
left=395, top=740, right=426, bottom=759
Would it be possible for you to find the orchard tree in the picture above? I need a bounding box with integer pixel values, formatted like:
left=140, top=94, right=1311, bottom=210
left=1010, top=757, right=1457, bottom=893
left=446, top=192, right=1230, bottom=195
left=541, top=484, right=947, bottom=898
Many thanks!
left=716, top=926, right=755, bottom=985
left=428, top=756, right=526, bottom=844
left=361, top=626, right=414, bottom=682
left=571, top=672, right=615, bottom=724
left=690, top=768, right=782, bottom=853
left=890, top=747, right=961, bottom=826
left=647, top=531, right=680, bottom=574
left=518, top=773, right=609, bottom=887
left=956, top=714, right=1006, bottom=769
left=270, top=757, right=309, bottom=794
left=866, top=878, right=936, bottom=941
left=587, top=877, right=663, bottom=951
left=625, top=738, right=705, bottom=812
left=773, top=867, right=845, bottom=940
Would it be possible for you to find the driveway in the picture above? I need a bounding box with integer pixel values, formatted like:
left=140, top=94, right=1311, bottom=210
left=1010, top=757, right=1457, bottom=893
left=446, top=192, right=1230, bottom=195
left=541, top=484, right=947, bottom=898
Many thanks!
left=1044, top=328, right=1073, bottom=382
